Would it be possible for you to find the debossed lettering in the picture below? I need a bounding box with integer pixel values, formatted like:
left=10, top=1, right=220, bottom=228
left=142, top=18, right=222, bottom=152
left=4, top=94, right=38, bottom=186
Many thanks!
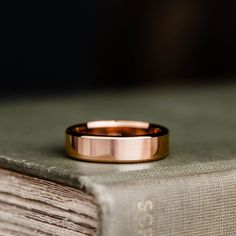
left=137, top=200, right=153, bottom=236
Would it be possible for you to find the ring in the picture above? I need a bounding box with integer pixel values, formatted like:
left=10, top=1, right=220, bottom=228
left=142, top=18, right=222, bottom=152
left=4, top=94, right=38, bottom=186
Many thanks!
left=65, top=120, right=169, bottom=163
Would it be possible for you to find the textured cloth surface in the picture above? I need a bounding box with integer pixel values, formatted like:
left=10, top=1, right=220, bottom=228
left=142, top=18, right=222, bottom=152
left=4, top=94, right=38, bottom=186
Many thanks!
left=0, top=85, right=236, bottom=235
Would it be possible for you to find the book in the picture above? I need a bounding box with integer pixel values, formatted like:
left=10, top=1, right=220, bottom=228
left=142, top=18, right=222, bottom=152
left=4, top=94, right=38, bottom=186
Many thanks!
left=0, top=84, right=236, bottom=235
left=0, top=168, right=97, bottom=236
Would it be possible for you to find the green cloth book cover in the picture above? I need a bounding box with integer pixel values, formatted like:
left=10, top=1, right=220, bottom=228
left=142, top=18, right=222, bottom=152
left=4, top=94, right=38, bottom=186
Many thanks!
left=0, top=85, right=236, bottom=235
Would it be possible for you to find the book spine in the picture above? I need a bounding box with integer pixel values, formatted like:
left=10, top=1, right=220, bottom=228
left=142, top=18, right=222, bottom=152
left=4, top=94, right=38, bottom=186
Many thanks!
left=85, top=169, right=236, bottom=236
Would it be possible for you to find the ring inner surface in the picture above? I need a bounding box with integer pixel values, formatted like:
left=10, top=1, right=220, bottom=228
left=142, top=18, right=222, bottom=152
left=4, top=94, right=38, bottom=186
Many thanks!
left=74, top=126, right=161, bottom=137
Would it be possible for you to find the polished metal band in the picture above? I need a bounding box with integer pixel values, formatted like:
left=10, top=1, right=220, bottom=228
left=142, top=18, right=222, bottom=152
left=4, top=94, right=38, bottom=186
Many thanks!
left=65, top=120, right=169, bottom=163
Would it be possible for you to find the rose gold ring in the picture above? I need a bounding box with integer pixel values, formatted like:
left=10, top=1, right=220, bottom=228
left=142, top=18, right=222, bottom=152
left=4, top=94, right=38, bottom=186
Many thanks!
left=65, top=120, right=169, bottom=163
